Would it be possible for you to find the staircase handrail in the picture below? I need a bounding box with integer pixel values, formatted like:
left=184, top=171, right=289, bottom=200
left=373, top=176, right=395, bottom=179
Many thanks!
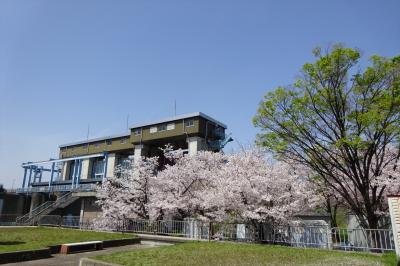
left=16, top=201, right=53, bottom=223
left=16, top=191, right=74, bottom=224
left=36, top=191, right=73, bottom=216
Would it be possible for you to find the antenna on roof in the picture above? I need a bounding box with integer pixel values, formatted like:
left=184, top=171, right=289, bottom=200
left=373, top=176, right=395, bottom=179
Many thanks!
left=174, top=99, right=177, bottom=116
left=86, top=124, right=90, bottom=152
left=126, top=114, right=129, bottom=130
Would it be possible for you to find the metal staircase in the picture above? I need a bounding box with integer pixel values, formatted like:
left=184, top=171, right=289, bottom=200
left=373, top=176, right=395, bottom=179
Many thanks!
left=16, top=192, right=79, bottom=225
left=208, top=133, right=233, bottom=150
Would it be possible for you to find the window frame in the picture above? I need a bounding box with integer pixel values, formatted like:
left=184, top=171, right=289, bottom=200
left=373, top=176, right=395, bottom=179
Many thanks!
left=167, top=123, right=175, bottom=130
left=150, top=126, right=158, bottom=133
left=158, top=124, right=167, bottom=132
left=184, top=119, right=194, bottom=127
left=133, top=128, right=142, bottom=136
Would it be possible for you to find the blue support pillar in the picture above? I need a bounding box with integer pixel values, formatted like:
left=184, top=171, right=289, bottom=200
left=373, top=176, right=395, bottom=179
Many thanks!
left=76, top=160, right=82, bottom=189
left=49, top=162, right=55, bottom=191
left=39, top=167, right=43, bottom=183
left=27, top=167, right=33, bottom=187
left=22, top=167, right=27, bottom=188
left=103, top=152, right=108, bottom=182
left=71, top=160, right=77, bottom=189
left=56, top=163, right=61, bottom=180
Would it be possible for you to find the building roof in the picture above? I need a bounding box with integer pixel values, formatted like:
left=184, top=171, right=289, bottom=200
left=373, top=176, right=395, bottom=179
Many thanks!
left=59, top=132, right=130, bottom=148
left=59, top=112, right=227, bottom=148
left=130, top=112, right=227, bottom=129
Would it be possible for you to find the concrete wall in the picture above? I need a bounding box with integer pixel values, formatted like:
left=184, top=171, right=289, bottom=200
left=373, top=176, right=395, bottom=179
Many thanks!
left=29, top=193, right=46, bottom=213
left=0, top=192, right=29, bottom=215
left=187, top=137, right=207, bottom=155
left=134, top=145, right=148, bottom=161
left=80, top=197, right=102, bottom=221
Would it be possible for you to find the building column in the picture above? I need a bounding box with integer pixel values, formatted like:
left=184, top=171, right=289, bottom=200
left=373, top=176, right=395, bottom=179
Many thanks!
left=106, top=153, right=116, bottom=178
left=27, top=167, right=33, bottom=187
left=134, top=144, right=148, bottom=161
left=49, top=162, right=55, bottom=190
left=62, top=161, right=69, bottom=181
left=71, top=160, right=78, bottom=188
left=79, top=198, right=85, bottom=225
left=29, top=193, right=42, bottom=214
left=22, top=168, right=28, bottom=189
left=80, top=159, right=90, bottom=180
left=187, top=137, right=207, bottom=156
left=75, top=159, right=82, bottom=188
left=102, top=153, right=108, bottom=182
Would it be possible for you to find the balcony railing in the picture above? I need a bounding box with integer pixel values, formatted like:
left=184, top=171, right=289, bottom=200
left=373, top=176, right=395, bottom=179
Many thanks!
left=8, top=183, right=99, bottom=193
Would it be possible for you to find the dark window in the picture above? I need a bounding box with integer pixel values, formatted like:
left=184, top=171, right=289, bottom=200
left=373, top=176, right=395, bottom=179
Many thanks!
left=106, top=140, right=112, bottom=145
left=120, top=138, right=127, bottom=144
left=91, top=158, right=105, bottom=179
left=133, top=128, right=141, bottom=136
left=67, top=161, right=76, bottom=180
left=184, top=119, right=194, bottom=127
left=158, top=124, right=167, bottom=131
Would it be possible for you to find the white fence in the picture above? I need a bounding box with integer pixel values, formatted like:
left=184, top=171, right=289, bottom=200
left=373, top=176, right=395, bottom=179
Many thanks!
left=331, top=227, right=395, bottom=252
left=121, top=219, right=209, bottom=239
left=5, top=215, right=396, bottom=253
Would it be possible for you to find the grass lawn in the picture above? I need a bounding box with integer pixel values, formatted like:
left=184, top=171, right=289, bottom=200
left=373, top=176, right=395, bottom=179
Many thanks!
left=0, top=226, right=136, bottom=252
left=95, top=241, right=397, bottom=266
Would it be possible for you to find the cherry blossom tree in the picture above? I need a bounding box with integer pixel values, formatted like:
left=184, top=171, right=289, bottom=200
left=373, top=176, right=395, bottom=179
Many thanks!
left=96, top=156, right=158, bottom=222
left=96, top=145, right=322, bottom=227
left=149, top=151, right=226, bottom=221
left=150, top=148, right=320, bottom=224
left=215, top=150, right=320, bottom=224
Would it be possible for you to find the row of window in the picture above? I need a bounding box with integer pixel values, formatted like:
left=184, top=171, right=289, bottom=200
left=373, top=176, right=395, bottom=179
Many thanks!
left=64, top=137, right=129, bottom=153
left=94, top=137, right=128, bottom=148
left=149, top=119, right=194, bottom=134
left=63, top=119, right=196, bottom=152
left=67, top=157, right=105, bottom=180
left=149, top=123, right=174, bottom=133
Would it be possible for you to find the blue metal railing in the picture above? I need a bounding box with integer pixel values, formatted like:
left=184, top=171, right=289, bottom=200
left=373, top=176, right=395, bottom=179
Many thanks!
left=8, top=183, right=99, bottom=193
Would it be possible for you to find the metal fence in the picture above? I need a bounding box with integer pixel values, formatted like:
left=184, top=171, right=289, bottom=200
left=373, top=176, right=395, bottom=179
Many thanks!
left=4, top=215, right=397, bottom=253
left=8, top=183, right=99, bottom=194
left=0, top=214, right=19, bottom=226
left=258, top=224, right=331, bottom=248
left=35, top=215, right=100, bottom=229
left=121, top=219, right=209, bottom=239
left=331, top=227, right=395, bottom=252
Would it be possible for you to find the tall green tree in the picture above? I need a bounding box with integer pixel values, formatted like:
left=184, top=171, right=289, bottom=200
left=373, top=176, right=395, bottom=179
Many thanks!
left=253, top=45, right=400, bottom=229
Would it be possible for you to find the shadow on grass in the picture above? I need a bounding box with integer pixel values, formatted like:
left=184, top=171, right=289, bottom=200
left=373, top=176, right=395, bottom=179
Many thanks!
left=0, top=241, right=25, bottom=245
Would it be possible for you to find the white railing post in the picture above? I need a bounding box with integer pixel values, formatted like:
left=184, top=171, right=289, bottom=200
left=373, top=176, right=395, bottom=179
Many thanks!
left=388, top=196, right=400, bottom=260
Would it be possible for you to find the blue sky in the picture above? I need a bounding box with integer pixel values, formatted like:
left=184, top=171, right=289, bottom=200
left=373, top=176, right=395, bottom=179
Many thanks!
left=0, top=0, right=399, bottom=188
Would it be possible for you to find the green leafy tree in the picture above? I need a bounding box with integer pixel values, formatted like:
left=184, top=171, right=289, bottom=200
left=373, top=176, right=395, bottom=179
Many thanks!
left=253, top=45, right=400, bottom=229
